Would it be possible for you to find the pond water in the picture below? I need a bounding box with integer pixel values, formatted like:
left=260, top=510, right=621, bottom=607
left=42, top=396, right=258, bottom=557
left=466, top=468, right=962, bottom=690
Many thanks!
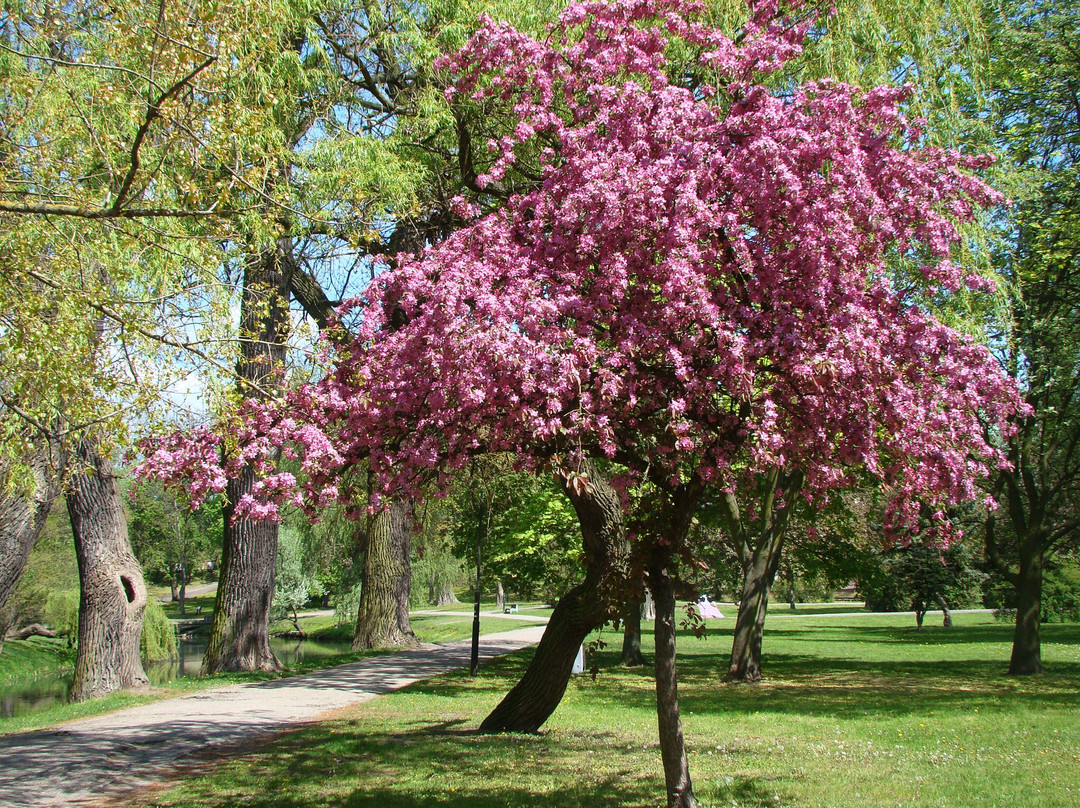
left=0, top=636, right=350, bottom=720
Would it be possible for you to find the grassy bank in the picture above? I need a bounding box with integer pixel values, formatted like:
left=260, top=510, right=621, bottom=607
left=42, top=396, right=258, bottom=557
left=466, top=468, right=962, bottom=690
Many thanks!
left=0, top=610, right=538, bottom=736
left=0, top=636, right=74, bottom=683
left=126, top=613, right=1080, bottom=808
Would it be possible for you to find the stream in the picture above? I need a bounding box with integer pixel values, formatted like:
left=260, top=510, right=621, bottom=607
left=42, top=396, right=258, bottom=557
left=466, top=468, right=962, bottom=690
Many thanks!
left=0, top=636, right=350, bottom=720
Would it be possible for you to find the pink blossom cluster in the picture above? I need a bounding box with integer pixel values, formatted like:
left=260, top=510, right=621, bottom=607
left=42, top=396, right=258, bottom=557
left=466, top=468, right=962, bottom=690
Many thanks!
left=138, top=0, right=1021, bottom=531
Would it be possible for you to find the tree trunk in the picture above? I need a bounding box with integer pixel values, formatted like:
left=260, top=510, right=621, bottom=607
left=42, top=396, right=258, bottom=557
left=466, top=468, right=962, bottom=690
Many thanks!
left=495, top=580, right=506, bottom=611
left=480, top=461, right=627, bottom=733
left=915, top=606, right=926, bottom=630
left=66, top=437, right=148, bottom=701
left=650, top=552, right=696, bottom=808
left=1009, top=542, right=1044, bottom=675
left=437, top=584, right=459, bottom=606
left=935, top=594, right=952, bottom=628
left=723, top=471, right=802, bottom=684
left=203, top=463, right=280, bottom=673
left=204, top=244, right=290, bottom=674
left=621, top=600, right=646, bottom=666
left=0, top=441, right=61, bottom=656
left=726, top=542, right=781, bottom=683
left=353, top=499, right=419, bottom=650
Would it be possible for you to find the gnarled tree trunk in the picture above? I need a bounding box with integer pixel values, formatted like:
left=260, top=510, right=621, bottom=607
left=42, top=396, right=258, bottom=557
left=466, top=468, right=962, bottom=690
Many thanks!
left=353, top=499, right=418, bottom=650
left=67, top=437, right=148, bottom=701
left=0, top=442, right=60, bottom=655
left=480, top=461, right=627, bottom=733
left=204, top=244, right=290, bottom=674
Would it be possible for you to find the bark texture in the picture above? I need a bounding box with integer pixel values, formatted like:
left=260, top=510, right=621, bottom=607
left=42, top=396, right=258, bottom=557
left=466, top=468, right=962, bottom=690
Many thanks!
left=67, top=437, right=148, bottom=701
left=721, top=470, right=804, bottom=683
left=204, top=244, right=291, bottom=674
left=650, top=557, right=696, bottom=808
left=0, top=442, right=60, bottom=655
left=621, top=600, right=646, bottom=666
left=480, top=461, right=627, bottom=733
left=726, top=542, right=782, bottom=682
left=353, top=499, right=418, bottom=650
left=1009, top=543, right=1044, bottom=675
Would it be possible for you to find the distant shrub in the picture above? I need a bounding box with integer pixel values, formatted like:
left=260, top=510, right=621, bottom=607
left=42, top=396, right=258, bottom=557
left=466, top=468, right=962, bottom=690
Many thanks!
left=43, top=589, right=79, bottom=643
left=141, top=598, right=178, bottom=661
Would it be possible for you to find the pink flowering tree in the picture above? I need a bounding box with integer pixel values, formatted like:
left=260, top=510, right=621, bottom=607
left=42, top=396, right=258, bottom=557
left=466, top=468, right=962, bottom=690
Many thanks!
left=140, top=1, right=1022, bottom=804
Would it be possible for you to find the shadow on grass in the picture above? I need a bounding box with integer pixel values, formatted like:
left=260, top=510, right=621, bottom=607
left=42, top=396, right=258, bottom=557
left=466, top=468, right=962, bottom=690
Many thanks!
left=152, top=720, right=673, bottom=808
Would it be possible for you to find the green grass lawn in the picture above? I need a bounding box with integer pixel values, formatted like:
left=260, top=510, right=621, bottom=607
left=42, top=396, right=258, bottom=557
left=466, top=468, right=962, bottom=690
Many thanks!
left=126, top=613, right=1080, bottom=808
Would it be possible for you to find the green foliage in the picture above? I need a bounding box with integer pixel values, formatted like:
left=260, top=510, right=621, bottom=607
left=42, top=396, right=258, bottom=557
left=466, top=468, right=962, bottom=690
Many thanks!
left=272, top=526, right=326, bottom=628
left=127, top=479, right=221, bottom=589
left=6, top=502, right=79, bottom=637
left=863, top=545, right=986, bottom=621
left=140, top=599, right=178, bottom=661
left=987, top=560, right=1080, bottom=623
left=447, top=469, right=582, bottom=605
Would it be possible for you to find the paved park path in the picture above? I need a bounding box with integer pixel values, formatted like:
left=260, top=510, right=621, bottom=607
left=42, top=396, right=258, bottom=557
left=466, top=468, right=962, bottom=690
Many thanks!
left=0, top=625, right=547, bottom=808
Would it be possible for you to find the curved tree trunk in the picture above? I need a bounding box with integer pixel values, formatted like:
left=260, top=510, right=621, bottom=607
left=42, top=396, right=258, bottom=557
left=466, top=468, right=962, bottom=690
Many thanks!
left=495, top=580, right=506, bottom=611
left=67, top=437, right=148, bottom=701
left=480, top=461, right=627, bottom=733
left=621, top=600, right=646, bottom=666
left=935, top=594, right=952, bottom=628
left=204, top=244, right=290, bottom=674
left=353, top=499, right=418, bottom=650
left=1009, top=541, right=1044, bottom=675
left=0, top=442, right=60, bottom=655
left=726, top=539, right=782, bottom=683
left=723, top=470, right=804, bottom=684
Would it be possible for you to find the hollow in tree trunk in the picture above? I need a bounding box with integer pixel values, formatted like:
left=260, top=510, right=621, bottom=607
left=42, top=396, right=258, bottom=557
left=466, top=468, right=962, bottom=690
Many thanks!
left=67, top=437, right=148, bottom=701
left=621, top=600, right=646, bottom=666
left=480, top=460, right=627, bottom=733
left=354, top=499, right=418, bottom=650
left=649, top=551, right=695, bottom=808
left=0, top=441, right=60, bottom=656
left=204, top=244, right=290, bottom=674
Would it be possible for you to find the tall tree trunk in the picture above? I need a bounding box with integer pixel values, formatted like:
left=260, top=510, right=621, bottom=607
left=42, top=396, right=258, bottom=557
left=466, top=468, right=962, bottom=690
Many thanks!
left=726, top=537, right=782, bottom=683
left=204, top=244, right=290, bottom=674
left=495, top=579, right=506, bottom=611
left=0, top=442, right=60, bottom=655
left=480, top=461, right=627, bottom=733
left=1009, top=540, right=1044, bottom=675
left=621, top=600, right=646, bottom=666
left=650, top=559, right=696, bottom=808
left=353, top=499, right=418, bottom=650
left=67, top=437, right=148, bottom=701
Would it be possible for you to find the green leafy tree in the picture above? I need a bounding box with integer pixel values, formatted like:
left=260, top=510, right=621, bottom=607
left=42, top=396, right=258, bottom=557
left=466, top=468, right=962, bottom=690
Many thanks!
left=979, top=0, right=1080, bottom=674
